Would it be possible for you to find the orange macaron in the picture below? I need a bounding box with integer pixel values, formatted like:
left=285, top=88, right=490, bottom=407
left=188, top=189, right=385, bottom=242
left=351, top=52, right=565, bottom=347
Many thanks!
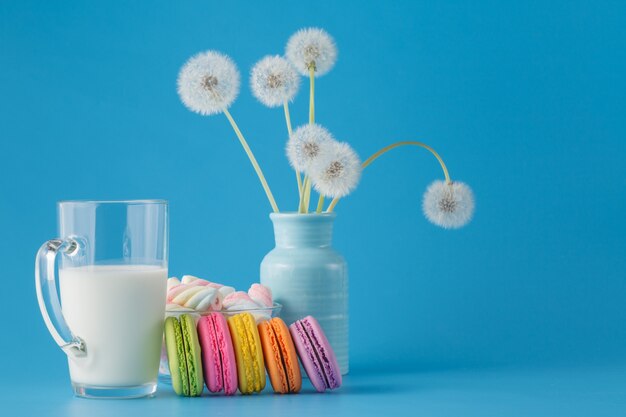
left=258, top=317, right=302, bottom=394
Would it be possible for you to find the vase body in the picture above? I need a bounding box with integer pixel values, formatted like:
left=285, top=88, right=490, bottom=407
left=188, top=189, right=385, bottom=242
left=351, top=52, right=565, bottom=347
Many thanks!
left=260, top=213, right=348, bottom=375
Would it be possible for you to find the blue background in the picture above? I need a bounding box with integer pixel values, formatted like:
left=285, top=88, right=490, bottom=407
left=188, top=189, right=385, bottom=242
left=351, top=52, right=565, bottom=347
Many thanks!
left=2, top=0, right=626, bottom=415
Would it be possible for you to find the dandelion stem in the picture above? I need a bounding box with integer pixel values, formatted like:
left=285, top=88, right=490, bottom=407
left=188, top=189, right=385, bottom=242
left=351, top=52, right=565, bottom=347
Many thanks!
left=223, top=108, right=280, bottom=213
left=283, top=100, right=293, bottom=136
left=304, top=181, right=312, bottom=211
left=299, top=176, right=310, bottom=213
left=316, top=196, right=325, bottom=213
left=284, top=101, right=303, bottom=199
left=304, top=175, right=313, bottom=213
left=304, top=65, right=315, bottom=213
left=326, top=141, right=451, bottom=212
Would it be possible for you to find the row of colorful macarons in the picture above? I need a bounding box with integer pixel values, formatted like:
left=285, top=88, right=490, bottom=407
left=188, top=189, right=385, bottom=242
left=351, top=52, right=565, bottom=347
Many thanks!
left=164, top=312, right=341, bottom=396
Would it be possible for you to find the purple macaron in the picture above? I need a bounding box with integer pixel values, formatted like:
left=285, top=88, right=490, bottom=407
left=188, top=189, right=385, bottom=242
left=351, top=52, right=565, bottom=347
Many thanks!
left=289, top=316, right=342, bottom=392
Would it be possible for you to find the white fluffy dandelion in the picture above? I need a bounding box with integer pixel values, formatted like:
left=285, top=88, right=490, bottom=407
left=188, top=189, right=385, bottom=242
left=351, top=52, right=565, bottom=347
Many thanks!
left=250, top=55, right=300, bottom=107
left=286, top=28, right=337, bottom=76
left=287, top=124, right=335, bottom=172
left=310, top=142, right=362, bottom=199
left=177, top=51, right=241, bottom=115
left=422, top=180, right=474, bottom=229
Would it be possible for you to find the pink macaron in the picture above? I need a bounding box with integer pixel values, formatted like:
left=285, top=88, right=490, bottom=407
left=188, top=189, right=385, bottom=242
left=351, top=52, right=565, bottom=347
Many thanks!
left=197, top=313, right=238, bottom=395
left=289, top=316, right=342, bottom=392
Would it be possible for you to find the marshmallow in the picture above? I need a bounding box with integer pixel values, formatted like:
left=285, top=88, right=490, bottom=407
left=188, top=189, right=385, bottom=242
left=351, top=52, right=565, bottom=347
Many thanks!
left=192, top=287, right=222, bottom=311
left=167, top=277, right=181, bottom=291
left=173, top=286, right=221, bottom=312
left=182, top=275, right=227, bottom=289
left=218, top=286, right=236, bottom=298
left=181, top=275, right=200, bottom=284
left=248, top=283, right=273, bottom=307
left=223, top=291, right=260, bottom=310
left=167, top=284, right=191, bottom=302
left=171, top=286, right=205, bottom=305
left=167, top=275, right=273, bottom=315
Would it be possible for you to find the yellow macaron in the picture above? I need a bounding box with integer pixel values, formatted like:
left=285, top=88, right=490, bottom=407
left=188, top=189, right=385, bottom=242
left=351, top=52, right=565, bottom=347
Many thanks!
left=227, top=312, right=266, bottom=394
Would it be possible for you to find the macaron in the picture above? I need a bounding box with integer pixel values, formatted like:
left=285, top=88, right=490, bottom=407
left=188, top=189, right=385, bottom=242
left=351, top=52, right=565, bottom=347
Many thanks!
left=197, top=313, right=238, bottom=395
left=164, top=314, right=204, bottom=396
left=289, top=316, right=342, bottom=392
left=227, top=312, right=266, bottom=394
left=258, top=317, right=302, bottom=394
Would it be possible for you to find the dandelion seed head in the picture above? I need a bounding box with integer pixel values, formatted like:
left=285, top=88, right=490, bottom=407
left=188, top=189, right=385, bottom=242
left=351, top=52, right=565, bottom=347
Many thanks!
left=422, top=180, right=475, bottom=229
left=250, top=55, right=300, bottom=107
left=286, top=124, right=335, bottom=171
left=286, top=28, right=337, bottom=76
left=310, top=142, right=361, bottom=198
left=177, top=51, right=240, bottom=116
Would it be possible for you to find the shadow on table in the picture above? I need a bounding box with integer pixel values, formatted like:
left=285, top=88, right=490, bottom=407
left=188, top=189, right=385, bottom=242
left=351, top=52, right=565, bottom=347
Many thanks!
left=59, top=371, right=422, bottom=417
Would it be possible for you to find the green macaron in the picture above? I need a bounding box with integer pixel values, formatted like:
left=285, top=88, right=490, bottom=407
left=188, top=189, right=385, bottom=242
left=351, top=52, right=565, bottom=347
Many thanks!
left=164, top=314, right=204, bottom=396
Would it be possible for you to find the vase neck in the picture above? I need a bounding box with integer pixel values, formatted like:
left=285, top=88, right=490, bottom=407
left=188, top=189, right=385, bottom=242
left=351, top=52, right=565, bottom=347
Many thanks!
left=270, top=213, right=335, bottom=248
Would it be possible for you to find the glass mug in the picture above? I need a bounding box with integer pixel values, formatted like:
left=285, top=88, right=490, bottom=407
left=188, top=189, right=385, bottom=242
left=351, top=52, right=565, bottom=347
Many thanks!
left=35, top=200, right=168, bottom=398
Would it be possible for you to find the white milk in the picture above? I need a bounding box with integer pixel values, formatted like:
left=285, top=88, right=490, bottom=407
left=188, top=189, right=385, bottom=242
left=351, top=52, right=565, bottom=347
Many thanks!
left=59, top=265, right=167, bottom=386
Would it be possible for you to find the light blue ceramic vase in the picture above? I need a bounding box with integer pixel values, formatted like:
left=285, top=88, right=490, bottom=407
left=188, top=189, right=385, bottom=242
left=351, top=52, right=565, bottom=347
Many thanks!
left=260, top=212, right=349, bottom=375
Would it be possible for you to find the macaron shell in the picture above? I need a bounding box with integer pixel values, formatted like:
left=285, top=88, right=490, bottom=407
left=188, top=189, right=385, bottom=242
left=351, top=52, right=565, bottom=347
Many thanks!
left=244, top=313, right=266, bottom=393
left=180, top=314, right=204, bottom=396
left=197, top=313, right=238, bottom=395
left=290, top=320, right=326, bottom=392
left=228, top=313, right=266, bottom=394
left=259, top=318, right=301, bottom=394
left=290, top=316, right=341, bottom=392
left=302, top=316, right=341, bottom=390
left=164, top=316, right=189, bottom=396
left=258, top=320, right=287, bottom=393
left=215, top=314, right=238, bottom=395
left=274, top=318, right=302, bottom=393
left=197, top=315, right=223, bottom=393
left=228, top=314, right=253, bottom=393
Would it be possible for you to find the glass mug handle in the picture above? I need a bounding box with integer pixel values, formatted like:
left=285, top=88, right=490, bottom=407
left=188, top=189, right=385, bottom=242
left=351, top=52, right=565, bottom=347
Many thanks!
left=35, top=238, right=86, bottom=359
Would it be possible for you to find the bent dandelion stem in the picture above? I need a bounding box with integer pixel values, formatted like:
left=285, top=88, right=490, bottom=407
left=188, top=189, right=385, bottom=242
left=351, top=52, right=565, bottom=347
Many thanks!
left=326, top=141, right=451, bottom=212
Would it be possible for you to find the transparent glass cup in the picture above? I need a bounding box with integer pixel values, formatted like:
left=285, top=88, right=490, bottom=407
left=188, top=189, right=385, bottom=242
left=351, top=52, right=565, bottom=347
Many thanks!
left=35, top=200, right=168, bottom=399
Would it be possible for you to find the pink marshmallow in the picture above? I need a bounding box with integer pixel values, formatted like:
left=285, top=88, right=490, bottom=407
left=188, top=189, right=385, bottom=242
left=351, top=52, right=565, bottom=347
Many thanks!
left=223, top=291, right=257, bottom=309
left=167, top=284, right=189, bottom=302
left=167, top=277, right=181, bottom=291
left=181, top=274, right=226, bottom=289
left=248, top=283, right=273, bottom=308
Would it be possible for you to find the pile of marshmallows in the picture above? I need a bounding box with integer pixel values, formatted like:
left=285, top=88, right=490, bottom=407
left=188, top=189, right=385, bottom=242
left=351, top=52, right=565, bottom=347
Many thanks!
left=167, top=275, right=273, bottom=314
